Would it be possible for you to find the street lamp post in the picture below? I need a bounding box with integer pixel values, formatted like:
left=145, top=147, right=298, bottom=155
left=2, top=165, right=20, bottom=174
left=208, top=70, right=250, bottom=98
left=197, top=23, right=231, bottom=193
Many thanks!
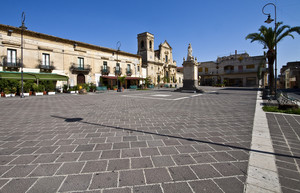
left=216, top=64, right=219, bottom=84
left=116, top=41, right=121, bottom=92
left=20, top=12, right=27, bottom=98
left=262, top=3, right=277, bottom=98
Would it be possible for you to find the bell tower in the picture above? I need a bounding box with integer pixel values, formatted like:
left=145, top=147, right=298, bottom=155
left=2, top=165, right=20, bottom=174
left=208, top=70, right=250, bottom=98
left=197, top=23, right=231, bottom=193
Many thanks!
left=137, top=32, right=154, bottom=67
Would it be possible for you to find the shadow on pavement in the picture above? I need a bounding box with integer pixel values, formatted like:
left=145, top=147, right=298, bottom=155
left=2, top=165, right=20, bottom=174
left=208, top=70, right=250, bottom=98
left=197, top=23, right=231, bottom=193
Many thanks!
left=221, top=87, right=259, bottom=91
left=51, top=115, right=300, bottom=160
left=64, top=118, right=83, bottom=122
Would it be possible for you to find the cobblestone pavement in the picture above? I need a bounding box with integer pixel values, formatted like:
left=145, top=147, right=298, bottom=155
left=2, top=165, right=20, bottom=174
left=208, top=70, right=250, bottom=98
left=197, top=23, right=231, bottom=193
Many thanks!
left=267, top=113, right=300, bottom=193
left=0, top=87, right=258, bottom=193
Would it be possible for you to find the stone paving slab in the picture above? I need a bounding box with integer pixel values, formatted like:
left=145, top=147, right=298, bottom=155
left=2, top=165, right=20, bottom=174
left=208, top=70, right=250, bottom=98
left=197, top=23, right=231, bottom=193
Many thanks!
left=0, top=87, right=258, bottom=192
left=267, top=112, right=300, bottom=193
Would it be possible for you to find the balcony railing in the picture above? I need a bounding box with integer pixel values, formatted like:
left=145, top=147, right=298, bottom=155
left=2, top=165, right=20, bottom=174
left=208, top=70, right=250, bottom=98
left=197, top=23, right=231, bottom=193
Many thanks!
left=224, top=70, right=235, bottom=74
left=70, top=63, right=91, bottom=74
left=2, top=57, right=22, bottom=70
left=39, top=64, right=55, bottom=70
left=224, top=68, right=260, bottom=74
left=114, top=67, right=122, bottom=76
left=101, top=66, right=110, bottom=75
left=38, top=60, right=55, bottom=72
left=126, top=69, right=132, bottom=76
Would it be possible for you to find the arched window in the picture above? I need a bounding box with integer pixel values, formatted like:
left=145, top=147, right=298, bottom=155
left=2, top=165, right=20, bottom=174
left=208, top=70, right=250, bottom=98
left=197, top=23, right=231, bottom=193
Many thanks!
left=141, top=40, right=144, bottom=49
left=165, top=55, right=168, bottom=63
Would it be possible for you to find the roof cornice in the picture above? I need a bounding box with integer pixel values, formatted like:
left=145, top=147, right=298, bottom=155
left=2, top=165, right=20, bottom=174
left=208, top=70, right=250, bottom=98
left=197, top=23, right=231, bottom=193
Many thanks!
left=0, top=24, right=141, bottom=58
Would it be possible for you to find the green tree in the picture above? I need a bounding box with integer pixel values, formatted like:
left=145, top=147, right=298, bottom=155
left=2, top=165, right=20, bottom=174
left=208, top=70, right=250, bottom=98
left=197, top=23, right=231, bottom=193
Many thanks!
left=246, top=22, right=300, bottom=93
left=118, top=75, right=126, bottom=88
left=144, top=76, right=151, bottom=87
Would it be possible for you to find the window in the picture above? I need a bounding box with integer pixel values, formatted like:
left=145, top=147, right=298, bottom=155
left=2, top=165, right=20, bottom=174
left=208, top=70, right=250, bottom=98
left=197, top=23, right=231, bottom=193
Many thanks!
left=78, top=57, right=84, bottom=68
left=103, top=61, right=107, bottom=69
left=149, top=41, right=152, bottom=49
left=199, top=67, right=203, bottom=72
left=224, top=65, right=234, bottom=71
left=246, top=64, right=255, bottom=69
left=127, top=64, right=130, bottom=71
left=238, top=65, right=243, bottom=71
left=205, top=68, right=208, bottom=73
left=137, top=66, right=140, bottom=71
left=141, top=40, right=144, bottom=49
left=165, top=55, right=168, bottom=63
left=116, top=63, right=120, bottom=71
left=7, top=49, right=17, bottom=65
left=42, top=53, right=50, bottom=66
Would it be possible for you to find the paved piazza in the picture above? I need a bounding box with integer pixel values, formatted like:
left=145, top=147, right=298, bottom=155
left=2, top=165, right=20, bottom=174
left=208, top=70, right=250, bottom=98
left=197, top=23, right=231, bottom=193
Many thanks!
left=0, top=88, right=259, bottom=192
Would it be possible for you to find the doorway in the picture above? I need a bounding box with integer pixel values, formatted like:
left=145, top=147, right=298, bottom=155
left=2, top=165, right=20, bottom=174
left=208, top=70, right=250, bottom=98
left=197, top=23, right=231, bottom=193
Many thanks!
left=77, top=74, right=85, bottom=85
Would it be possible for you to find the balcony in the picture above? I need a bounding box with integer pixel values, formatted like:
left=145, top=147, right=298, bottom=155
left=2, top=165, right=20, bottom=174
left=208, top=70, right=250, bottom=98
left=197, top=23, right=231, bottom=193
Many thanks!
left=224, top=70, right=235, bottom=74
left=38, top=60, right=55, bottom=72
left=2, top=57, right=21, bottom=71
left=114, top=67, right=122, bottom=76
left=126, top=69, right=132, bottom=76
left=101, top=66, right=110, bottom=75
left=224, top=68, right=258, bottom=74
left=70, top=63, right=91, bottom=74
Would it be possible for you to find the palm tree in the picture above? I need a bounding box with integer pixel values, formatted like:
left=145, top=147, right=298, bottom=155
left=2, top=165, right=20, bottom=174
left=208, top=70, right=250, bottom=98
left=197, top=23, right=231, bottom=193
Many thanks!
left=246, top=22, right=300, bottom=93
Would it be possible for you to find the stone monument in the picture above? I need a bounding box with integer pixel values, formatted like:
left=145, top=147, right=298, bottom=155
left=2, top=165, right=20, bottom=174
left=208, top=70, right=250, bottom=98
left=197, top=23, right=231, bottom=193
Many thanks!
left=175, top=43, right=204, bottom=93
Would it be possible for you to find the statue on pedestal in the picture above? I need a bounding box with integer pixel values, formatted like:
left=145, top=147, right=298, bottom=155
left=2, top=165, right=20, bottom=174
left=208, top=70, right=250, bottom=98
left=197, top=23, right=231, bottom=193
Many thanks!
left=174, top=43, right=204, bottom=93
left=187, top=43, right=193, bottom=61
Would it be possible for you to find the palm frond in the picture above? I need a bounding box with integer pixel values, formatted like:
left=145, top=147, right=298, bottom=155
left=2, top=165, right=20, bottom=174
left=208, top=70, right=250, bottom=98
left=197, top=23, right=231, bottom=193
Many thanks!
left=277, top=26, right=300, bottom=43
left=277, top=31, right=294, bottom=43
left=289, top=26, right=300, bottom=35
left=246, top=22, right=300, bottom=51
left=276, top=24, right=290, bottom=37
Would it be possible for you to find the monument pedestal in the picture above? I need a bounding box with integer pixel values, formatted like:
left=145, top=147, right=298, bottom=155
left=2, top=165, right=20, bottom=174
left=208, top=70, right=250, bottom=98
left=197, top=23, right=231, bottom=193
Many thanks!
left=175, top=59, right=204, bottom=93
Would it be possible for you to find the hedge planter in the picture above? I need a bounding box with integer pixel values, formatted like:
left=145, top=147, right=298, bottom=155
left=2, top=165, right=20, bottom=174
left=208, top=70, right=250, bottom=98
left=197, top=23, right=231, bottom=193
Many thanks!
left=70, top=91, right=76, bottom=94
left=5, top=93, right=15, bottom=97
left=23, top=93, right=30, bottom=97
left=48, top=92, right=55, bottom=95
left=35, top=92, right=43, bottom=96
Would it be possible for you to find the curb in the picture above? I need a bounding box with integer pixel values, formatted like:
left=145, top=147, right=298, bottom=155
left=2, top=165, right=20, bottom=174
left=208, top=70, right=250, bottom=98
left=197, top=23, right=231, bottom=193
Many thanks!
left=244, top=90, right=281, bottom=193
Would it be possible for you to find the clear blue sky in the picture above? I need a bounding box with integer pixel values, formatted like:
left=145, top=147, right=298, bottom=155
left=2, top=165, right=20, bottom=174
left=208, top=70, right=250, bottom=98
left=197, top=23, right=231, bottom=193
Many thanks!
left=1, top=0, right=299, bottom=72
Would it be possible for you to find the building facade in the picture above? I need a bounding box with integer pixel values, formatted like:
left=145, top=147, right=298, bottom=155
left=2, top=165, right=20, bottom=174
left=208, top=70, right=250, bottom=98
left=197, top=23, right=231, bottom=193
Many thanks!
left=0, top=24, right=142, bottom=90
left=279, top=61, right=300, bottom=89
left=198, top=51, right=267, bottom=87
left=137, top=32, right=178, bottom=85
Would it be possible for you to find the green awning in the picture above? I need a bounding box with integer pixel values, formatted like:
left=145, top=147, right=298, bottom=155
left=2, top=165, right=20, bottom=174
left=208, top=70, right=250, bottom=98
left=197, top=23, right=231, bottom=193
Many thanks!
left=31, top=73, right=69, bottom=81
left=0, top=71, right=68, bottom=81
left=0, top=72, right=36, bottom=80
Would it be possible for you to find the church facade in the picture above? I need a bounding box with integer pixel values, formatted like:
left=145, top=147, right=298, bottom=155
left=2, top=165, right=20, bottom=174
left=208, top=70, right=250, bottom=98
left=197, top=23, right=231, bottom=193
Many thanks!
left=137, top=32, right=178, bottom=85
